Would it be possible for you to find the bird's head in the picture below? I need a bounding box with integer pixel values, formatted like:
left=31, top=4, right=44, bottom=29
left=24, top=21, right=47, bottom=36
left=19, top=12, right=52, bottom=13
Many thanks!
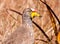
left=30, top=8, right=41, bottom=19
left=23, top=8, right=41, bottom=20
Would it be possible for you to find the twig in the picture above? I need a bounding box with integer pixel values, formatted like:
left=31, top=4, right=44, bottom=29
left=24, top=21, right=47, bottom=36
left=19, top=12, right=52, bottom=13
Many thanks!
left=35, top=39, right=48, bottom=43
left=32, top=21, right=51, bottom=41
left=39, top=0, right=58, bottom=44
left=8, top=9, right=51, bottom=42
left=39, top=0, right=60, bottom=25
left=9, top=9, right=22, bottom=15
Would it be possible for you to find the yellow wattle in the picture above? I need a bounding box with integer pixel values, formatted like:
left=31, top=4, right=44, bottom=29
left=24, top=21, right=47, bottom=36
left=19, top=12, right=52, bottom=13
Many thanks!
left=31, top=11, right=40, bottom=19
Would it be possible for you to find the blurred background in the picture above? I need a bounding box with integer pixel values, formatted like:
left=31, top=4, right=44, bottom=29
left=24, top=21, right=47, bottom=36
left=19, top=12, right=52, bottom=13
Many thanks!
left=0, top=0, right=60, bottom=44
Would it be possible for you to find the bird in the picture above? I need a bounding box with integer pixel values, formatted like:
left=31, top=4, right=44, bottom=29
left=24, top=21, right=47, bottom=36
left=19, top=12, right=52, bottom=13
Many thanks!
left=3, top=8, right=41, bottom=44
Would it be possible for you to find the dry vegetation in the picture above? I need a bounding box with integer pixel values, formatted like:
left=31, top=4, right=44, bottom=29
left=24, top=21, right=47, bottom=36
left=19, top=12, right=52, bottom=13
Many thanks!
left=0, top=0, right=60, bottom=44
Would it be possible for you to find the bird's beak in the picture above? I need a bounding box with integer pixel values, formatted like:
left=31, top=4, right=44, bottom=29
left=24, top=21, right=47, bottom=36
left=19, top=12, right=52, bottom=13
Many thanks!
left=30, top=11, right=42, bottom=19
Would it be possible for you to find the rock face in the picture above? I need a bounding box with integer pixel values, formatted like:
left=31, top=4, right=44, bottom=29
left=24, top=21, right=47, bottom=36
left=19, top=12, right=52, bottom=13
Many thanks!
left=0, top=0, right=60, bottom=44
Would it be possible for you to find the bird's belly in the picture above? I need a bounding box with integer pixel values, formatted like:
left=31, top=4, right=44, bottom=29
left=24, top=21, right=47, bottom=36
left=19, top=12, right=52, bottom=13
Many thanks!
left=3, top=27, right=34, bottom=44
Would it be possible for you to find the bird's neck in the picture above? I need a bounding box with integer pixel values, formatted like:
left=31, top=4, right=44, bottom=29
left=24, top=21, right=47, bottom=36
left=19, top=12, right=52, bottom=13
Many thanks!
left=22, top=16, right=33, bottom=29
